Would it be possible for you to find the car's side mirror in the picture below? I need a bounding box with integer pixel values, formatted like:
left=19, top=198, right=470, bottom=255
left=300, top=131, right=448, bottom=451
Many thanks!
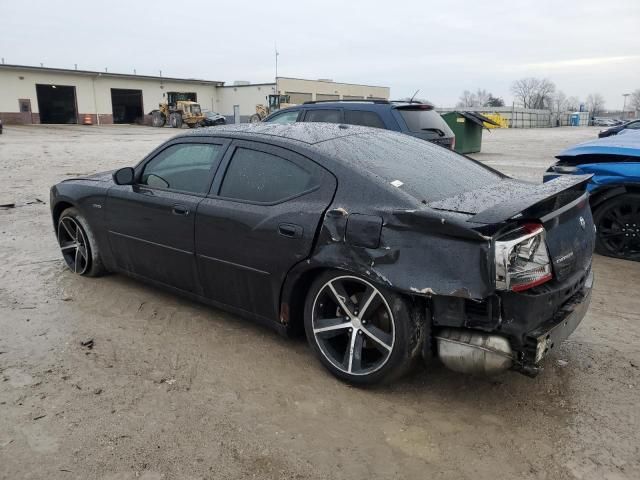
left=113, top=167, right=135, bottom=185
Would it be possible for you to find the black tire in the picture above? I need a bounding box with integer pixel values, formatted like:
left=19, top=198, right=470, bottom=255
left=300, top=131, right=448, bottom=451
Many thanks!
left=304, top=270, right=421, bottom=385
left=169, top=113, right=183, bottom=128
left=249, top=114, right=262, bottom=124
left=151, top=111, right=165, bottom=128
left=593, top=193, right=640, bottom=261
left=57, top=207, right=106, bottom=277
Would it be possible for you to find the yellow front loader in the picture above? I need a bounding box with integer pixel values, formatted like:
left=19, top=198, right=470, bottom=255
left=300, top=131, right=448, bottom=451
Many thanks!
left=150, top=92, right=205, bottom=128
left=249, top=94, right=295, bottom=123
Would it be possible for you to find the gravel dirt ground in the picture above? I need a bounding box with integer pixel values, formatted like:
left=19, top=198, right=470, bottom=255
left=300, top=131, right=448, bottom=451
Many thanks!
left=0, top=125, right=638, bottom=480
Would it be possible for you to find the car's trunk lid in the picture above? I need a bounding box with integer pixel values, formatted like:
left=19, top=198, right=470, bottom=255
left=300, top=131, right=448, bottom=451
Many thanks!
left=428, top=175, right=595, bottom=281
left=540, top=198, right=594, bottom=281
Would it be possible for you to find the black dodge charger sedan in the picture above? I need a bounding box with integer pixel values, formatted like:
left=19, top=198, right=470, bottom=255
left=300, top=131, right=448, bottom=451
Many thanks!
left=50, top=123, right=595, bottom=384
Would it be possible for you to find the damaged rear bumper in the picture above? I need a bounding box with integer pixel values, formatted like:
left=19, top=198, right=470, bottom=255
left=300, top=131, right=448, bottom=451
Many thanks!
left=433, top=268, right=593, bottom=377
left=517, top=268, right=593, bottom=375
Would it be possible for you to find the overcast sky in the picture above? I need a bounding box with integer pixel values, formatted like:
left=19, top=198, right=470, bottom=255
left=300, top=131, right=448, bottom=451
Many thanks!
left=2, top=0, right=639, bottom=109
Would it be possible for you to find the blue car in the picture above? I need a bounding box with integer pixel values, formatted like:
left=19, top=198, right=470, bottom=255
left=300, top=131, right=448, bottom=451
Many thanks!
left=544, top=131, right=640, bottom=261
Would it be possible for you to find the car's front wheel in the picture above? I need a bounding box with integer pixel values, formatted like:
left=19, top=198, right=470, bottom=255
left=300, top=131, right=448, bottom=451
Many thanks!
left=57, top=207, right=106, bottom=276
left=151, top=111, right=165, bottom=127
left=304, top=271, right=420, bottom=385
left=593, top=193, right=640, bottom=261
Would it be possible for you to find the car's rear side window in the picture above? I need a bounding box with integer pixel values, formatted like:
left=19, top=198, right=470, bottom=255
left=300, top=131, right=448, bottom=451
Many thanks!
left=219, top=148, right=318, bottom=203
left=304, top=109, right=342, bottom=123
left=344, top=110, right=385, bottom=129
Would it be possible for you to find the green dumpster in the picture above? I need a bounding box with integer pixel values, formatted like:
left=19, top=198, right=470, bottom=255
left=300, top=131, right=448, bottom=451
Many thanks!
left=441, top=111, right=499, bottom=154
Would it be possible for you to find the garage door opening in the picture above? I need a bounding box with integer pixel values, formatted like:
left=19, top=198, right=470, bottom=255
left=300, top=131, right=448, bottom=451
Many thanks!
left=36, top=84, right=78, bottom=124
left=111, top=89, right=143, bottom=124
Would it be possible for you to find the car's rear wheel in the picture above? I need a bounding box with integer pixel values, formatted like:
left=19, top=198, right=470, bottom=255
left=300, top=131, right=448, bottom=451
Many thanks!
left=57, top=207, right=106, bottom=276
left=304, top=271, right=419, bottom=385
left=593, top=193, right=640, bottom=261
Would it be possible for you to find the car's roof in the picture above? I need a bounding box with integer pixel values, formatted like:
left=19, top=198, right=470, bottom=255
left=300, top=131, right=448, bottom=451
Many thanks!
left=180, top=122, right=381, bottom=145
left=557, top=130, right=640, bottom=158
left=274, top=101, right=427, bottom=112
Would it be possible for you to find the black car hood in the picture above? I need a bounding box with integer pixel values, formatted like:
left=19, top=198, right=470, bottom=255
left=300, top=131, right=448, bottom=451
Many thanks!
left=64, top=170, right=115, bottom=182
left=428, top=175, right=592, bottom=224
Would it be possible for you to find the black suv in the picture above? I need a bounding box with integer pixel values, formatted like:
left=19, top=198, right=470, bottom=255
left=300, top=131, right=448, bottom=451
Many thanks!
left=263, top=100, right=455, bottom=149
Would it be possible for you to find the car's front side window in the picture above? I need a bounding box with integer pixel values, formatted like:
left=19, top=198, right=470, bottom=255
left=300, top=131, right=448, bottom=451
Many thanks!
left=626, top=121, right=640, bottom=130
left=265, top=110, right=300, bottom=124
left=140, top=143, right=221, bottom=194
left=219, top=147, right=318, bottom=203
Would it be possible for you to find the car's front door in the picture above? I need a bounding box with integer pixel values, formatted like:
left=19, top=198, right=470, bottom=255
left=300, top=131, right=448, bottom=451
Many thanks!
left=195, top=140, right=336, bottom=320
left=105, top=139, right=227, bottom=293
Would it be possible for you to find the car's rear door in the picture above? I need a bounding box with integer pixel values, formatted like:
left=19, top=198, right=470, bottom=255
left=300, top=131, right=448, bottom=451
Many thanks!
left=105, top=138, right=228, bottom=293
left=195, top=140, right=336, bottom=321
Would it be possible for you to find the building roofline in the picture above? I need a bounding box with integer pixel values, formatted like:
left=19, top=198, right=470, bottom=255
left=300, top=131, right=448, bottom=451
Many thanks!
left=0, top=63, right=225, bottom=86
left=219, top=82, right=275, bottom=88
left=276, top=76, right=389, bottom=89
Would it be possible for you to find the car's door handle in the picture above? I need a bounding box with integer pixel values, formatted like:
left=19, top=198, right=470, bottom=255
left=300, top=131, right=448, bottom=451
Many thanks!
left=278, top=223, right=303, bottom=239
left=172, top=204, right=190, bottom=216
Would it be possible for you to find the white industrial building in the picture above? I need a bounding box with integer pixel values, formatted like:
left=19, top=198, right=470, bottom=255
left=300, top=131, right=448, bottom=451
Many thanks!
left=0, top=64, right=390, bottom=125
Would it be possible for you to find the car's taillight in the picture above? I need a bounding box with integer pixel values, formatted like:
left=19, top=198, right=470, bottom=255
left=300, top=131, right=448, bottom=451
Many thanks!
left=450, top=136, right=456, bottom=150
left=494, top=223, right=553, bottom=292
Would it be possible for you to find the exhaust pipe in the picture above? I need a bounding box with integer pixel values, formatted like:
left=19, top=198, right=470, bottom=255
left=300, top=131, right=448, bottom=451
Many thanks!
left=435, top=329, right=513, bottom=375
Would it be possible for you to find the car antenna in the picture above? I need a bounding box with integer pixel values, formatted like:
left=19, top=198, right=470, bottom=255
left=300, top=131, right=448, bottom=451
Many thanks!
left=409, top=89, right=420, bottom=103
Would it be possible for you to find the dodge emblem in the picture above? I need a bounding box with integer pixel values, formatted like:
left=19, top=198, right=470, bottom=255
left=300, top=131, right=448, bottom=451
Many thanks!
left=579, top=216, right=586, bottom=230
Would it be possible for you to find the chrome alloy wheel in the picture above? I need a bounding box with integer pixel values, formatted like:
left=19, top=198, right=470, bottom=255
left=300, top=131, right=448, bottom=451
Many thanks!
left=58, top=216, right=90, bottom=274
left=311, top=276, right=395, bottom=376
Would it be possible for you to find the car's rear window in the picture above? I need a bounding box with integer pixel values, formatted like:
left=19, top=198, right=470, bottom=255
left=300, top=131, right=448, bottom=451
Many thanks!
left=316, top=132, right=503, bottom=202
left=397, top=107, right=448, bottom=134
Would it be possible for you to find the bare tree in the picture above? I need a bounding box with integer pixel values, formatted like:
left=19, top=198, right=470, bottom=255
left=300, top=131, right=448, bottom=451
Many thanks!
left=586, top=93, right=605, bottom=115
left=510, top=78, right=537, bottom=108
left=510, top=77, right=556, bottom=109
left=629, top=89, right=640, bottom=113
left=566, top=96, right=581, bottom=111
left=532, top=79, right=555, bottom=109
left=552, top=91, right=567, bottom=112
left=456, top=89, right=502, bottom=108
left=474, top=89, right=491, bottom=107
left=456, top=90, right=476, bottom=108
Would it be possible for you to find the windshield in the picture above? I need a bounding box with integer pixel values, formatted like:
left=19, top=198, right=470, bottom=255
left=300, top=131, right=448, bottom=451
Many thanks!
left=316, top=131, right=503, bottom=202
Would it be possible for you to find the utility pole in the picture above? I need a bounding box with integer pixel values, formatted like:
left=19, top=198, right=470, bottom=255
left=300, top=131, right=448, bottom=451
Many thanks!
left=622, top=93, right=630, bottom=119
left=274, top=44, right=279, bottom=96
